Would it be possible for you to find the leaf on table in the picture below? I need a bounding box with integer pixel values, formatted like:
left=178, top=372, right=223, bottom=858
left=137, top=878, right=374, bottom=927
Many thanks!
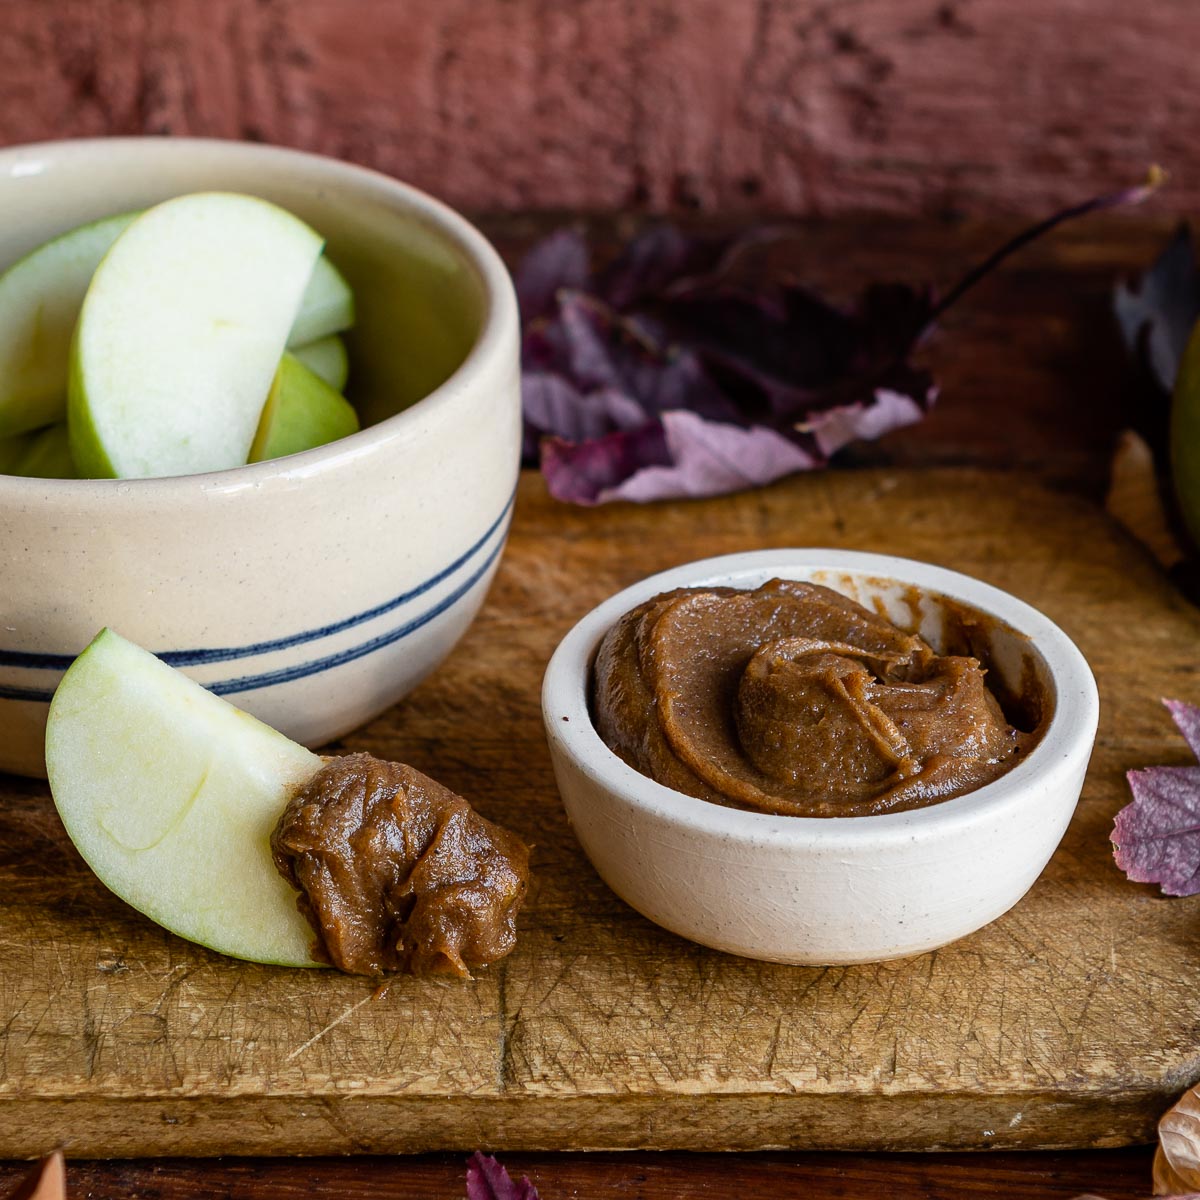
left=514, top=228, right=590, bottom=324
left=465, top=1152, right=540, bottom=1200
left=1156, top=1084, right=1200, bottom=1194
left=4, top=1154, right=65, bottom=1200
left=1113, top=699, right=1200, bottom=895
left=520, top=235, right=938, bottom=504
left=541, top=409, right=820, bottom=504
left=1115, top=224, right=1200, bottom=394
left=523, top=172, right=1162, bottom=503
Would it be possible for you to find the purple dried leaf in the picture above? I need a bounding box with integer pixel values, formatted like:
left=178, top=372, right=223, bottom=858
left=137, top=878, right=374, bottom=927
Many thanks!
left=1114, top=224, right=1198, bottom=394
left=540, top=420, right=671, bottom=504
left=514, top=227, right=590, bottom=323
left=1166, top=698, right=1200, bottom=759
left=552, top=294, right=738, bottom=421
left=595, top=225, right=737, bottom=310
left=1113, top=700, right=1200, bottom=896
left=521, top=172, right=1162, bottom=504
left=522, top=374, right=647, bottom=442
left=465, top=1152, right=540, bottom=1200
left=542, top=410, right=819, bottom=505
left=803, top=386, right=933, bottom=459
left=521, top=293, right=748, bottom=467
left=648, top=281, right=937, bottom=427
left=1115, top=766, right=1200, bottom=896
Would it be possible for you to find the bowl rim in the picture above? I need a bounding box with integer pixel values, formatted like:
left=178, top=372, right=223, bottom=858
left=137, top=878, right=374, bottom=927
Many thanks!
left=0, top=135, right=518, bottom=497
left=541, top=548, right=1100, bottom=847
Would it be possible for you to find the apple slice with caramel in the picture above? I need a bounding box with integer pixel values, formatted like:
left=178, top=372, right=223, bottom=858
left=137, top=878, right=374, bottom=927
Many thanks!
left=46, top=631, right=530, bottom=974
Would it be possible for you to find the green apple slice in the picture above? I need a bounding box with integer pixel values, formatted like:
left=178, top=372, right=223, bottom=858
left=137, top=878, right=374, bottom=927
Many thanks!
left=69, top=193, right=324, bottom=478
left=0, top=212, right=137, bottom=438
left=287, top=255, right=354, bottom=347
left=7, top=423, right=75, bottom=478
left=46, top=629, right=323, bottom=966
left=291, top=334, right=350, bottom=391
left=249, top=352, right=359, bottom=463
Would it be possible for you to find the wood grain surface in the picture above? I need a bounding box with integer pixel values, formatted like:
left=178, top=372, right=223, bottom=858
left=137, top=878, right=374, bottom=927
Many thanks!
left=0, top=466, right=1196, bottom=1157
left=0, top=1, right=1193, bottom=217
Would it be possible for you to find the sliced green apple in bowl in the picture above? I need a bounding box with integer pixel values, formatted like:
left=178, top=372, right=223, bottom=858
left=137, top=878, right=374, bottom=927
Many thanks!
left=0, top=212, right=137, bottom=438
left=69, top=193, right=325, bottom=478
left=291, top=334, right=350, bottom=391
left=46, top=629, right=323, bottom=967
left=287, top=256, right=355, bottom=348
left=250, top=352, right=359, bottom=462
left=0, top=204, right=355, bottom=447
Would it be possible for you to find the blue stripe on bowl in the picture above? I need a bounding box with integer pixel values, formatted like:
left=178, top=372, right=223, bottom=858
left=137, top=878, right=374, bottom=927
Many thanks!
left=211, top=526, right=506, bottom=696
left=0, top=486, right=516, bottom=673
left=0, top=493, right=513, bottom=706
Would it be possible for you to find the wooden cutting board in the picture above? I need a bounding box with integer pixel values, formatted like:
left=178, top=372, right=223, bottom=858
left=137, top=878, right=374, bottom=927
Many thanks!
left=2, top=467, right=1198, bottom=1157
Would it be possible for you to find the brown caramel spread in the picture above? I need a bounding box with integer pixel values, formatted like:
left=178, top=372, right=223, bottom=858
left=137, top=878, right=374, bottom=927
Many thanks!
left=271, top=753, right=530, bottom=977
left=592, top=580, right=1038, bottom=817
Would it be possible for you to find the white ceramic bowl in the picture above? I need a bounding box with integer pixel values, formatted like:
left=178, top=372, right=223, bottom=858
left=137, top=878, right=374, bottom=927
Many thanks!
left=0, top=138, right=521, bottom=778
left=542, top=550, right=1100, bottom=965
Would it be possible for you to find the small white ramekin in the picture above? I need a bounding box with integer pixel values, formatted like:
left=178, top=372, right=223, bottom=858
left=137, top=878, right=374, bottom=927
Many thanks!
left=542, top=549, right=1099, bottom=965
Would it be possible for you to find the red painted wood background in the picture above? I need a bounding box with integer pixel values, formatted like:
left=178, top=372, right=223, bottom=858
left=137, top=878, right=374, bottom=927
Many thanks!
left=0, top=0, right=1192, bottom=216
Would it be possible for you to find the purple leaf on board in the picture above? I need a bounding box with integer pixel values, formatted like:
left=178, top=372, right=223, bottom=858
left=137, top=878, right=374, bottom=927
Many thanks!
left=525, top=294, right=742, bottom=430
left=465, top=1152, right=540, bottom=1200
left=594, top=224, right=738, bottom=310
left=803, top=386, right=933, bottom=459
left=514, top=227, right=590, bottom=323
left=1113, top=699, right=1200, bottom=896
left=1166, top=697, right=1200, bottom=759
left=542, top=410, right=819, bottom=505
left=540, top=420, right=672, bottom=504
left=522, top=172, right=1162, bottom=503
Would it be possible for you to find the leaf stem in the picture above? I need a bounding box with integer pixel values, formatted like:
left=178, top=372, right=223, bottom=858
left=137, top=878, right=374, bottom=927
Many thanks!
left=924, top=166, right=1166, bottom=331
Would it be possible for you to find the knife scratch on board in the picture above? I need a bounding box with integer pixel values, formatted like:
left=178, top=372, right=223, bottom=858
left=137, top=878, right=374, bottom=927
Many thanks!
left=286, top=993, right=375, bottom=1062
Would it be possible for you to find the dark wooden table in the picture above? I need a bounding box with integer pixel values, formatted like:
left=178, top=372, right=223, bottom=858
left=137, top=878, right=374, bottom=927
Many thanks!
left=3, top=213, right=1180, bottom=1198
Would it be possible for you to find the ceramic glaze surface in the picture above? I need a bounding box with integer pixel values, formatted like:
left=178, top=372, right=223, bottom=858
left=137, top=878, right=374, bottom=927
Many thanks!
left=542, top=550, right=1100, bottom=965
left=0, top=138, right=521, bottom=777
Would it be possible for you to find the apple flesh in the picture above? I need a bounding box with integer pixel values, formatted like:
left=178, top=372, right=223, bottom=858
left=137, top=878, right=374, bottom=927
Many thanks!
left=0, top=212, right=137, bottom=438
left=291, top=334, right=350, bottom=391
left=69, top=193, right=324, bottom=478
left=287, top=255, right=355, bottom=347
left=46, top=629, right=323, bottom=966
left=249, top=352, right=359, bottom=462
